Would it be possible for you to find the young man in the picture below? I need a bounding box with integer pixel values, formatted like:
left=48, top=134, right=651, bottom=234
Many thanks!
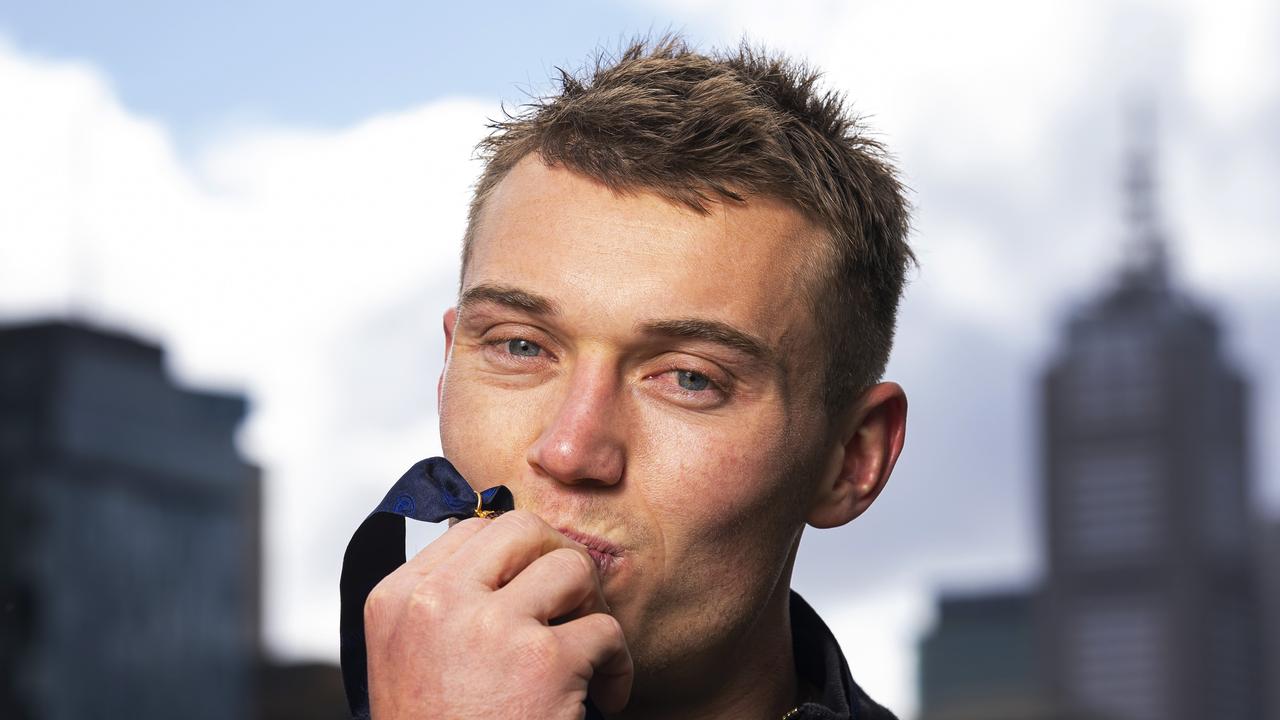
left=362, top=38, right=912, bottom=719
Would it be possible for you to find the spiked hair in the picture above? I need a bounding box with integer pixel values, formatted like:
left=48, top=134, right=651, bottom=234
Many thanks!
left=462, top=36, right=913, bottom=414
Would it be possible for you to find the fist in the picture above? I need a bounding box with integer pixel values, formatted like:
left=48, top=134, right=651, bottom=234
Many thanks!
left=363, top=510, right=633, bottom=718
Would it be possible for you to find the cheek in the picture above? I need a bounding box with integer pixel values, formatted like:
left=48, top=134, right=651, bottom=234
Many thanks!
left=633, top=401, right=811, bottom=564
left=636, top=398, right=799, bottom=494
left=438, top=373, right=543, bottom=490
left=623, top=406, right=815, bottom=658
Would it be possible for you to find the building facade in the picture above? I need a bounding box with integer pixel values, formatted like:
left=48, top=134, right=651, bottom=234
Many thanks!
left=918, top=589, right=1063, bottom=720
left=0, top=321, right=260, bottom=720
left=1040, top=146, right=1264, bottom=720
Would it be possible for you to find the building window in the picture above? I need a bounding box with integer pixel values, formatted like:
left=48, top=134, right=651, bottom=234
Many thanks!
left=1066, top=598, right=1169, bottom=720
left=1061, top=447, right=1163, bottom=565
left=1065, top=322, right=1159, bottom=427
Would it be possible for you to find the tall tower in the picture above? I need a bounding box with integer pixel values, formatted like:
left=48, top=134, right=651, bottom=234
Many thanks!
left=1040, top=128, right=1263, bottom=720
left=0, top=321, right=261, bottom=720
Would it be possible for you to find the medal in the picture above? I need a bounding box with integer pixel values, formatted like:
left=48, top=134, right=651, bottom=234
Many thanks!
left=338, top=457, right=515, bottom=719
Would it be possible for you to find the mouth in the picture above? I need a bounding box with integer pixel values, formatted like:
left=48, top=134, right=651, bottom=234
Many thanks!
left=556, top=527, right=624, bottom=576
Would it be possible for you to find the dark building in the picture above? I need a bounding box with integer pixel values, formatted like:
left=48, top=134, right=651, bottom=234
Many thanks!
left=917, top=589, right=1062, bottom=720
left=1262, top=519, right=1280, bottom=720
left=0, top=320, right=261, bottom=720
left=1040, top=142, right=1264, bottom=720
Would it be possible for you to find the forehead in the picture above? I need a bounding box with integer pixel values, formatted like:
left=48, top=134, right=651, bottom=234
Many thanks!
left=464, top=157, right=828, bottom=352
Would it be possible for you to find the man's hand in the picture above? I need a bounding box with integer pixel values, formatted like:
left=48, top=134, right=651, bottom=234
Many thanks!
left=364, top=510, right=633, bottom=719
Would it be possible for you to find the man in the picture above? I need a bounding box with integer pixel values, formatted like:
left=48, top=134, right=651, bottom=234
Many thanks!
left=362, top=37, right=911, bottom=719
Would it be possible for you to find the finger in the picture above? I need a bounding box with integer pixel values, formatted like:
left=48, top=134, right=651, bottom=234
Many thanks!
left=446, top=510, right=582, bottom=588
left=401, top=516, right=490, bottom=575
left=497, top=547, right=608, bottom=622
left=367, top=517, right=491, bottom=613
left=554, top=613, right=633, bottom=715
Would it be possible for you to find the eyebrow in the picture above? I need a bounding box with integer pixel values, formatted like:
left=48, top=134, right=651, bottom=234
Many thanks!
left=637, top=318, right=774, bottom=363
left=457, top=284, right=773, bottom=363
left=457, top=284, right=561, bottom=316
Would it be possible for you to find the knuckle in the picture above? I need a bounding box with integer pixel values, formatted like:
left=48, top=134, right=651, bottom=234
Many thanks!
left=512, top=627, right=560, bottom=670
left=363, top=579, right=395, bottom=627
left=473, top=600, right=508, bottom=636
left=405, top=579, right=451, bottom=621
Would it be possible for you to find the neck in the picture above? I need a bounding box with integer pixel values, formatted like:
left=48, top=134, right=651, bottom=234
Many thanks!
left=610, top=564, right=801, bottom=720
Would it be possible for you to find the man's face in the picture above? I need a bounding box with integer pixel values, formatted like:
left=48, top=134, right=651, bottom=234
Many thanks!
left=438, top=157, right=837, bottom=682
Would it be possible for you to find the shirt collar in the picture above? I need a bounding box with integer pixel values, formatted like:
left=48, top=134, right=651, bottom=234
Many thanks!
left=789, top=590, right=898, bottom=720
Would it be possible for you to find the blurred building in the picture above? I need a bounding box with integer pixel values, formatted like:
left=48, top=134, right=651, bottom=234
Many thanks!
left=917, top=589, right=1062, bottom=720
left=921, top=134, right=1275, bottom=719
left=0, top=320, right=261, bottom=720
left=1039, top=143, right=1264, bottom=719
left=1263, top=519, right=1280, bottom=720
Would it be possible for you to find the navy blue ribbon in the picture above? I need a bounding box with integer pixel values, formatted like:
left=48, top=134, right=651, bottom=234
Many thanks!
left=339, top=457, right=514, bottom=719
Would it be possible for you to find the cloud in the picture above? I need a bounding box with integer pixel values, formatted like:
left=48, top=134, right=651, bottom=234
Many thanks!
left=5, top=2, right=1279, bottom=711
left=634, top=1, right=1280, bottom=712
left=812, top=585, right=934, bottom=720
left=635, top=0, right=1280, bottom=536
left=0, top=36, right=492, bottom=659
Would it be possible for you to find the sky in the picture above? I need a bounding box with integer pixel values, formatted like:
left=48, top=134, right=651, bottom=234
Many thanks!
left=2, top=2, right=1278, bottom=717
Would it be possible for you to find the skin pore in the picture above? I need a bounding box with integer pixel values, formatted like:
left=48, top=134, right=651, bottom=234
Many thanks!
left=436, top=155, right=906, bottom=719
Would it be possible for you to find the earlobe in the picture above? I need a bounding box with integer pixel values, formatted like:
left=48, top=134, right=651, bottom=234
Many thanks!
left=806, top=382, right=907, bottom=529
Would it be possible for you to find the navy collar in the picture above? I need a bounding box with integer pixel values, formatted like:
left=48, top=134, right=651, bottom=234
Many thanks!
left=584, top=591, right=899, bottom=720
left=788, top=590, right=898, bottom=720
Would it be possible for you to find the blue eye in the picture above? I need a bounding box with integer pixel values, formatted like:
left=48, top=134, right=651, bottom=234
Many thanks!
left=676, top=370, right=711, bottom=391
left=506, top=339, right=542, bottom=357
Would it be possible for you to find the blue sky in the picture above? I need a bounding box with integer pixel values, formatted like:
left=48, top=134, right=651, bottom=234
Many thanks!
left=2, top=1, right=684, bottom=145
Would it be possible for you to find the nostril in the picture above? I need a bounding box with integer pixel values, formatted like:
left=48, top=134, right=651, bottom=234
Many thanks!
left=525, top=375, right=627, bottom=486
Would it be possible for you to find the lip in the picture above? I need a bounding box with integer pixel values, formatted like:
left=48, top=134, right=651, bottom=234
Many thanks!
left=556, top=527, right=624, bottom=576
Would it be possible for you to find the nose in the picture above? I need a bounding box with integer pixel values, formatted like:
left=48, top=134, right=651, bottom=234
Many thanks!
left=526, top=359, right=626, bottom=488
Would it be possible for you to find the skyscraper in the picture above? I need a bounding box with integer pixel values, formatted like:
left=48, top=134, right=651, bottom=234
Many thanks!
left=0, top=321, right=260, bottom=720
left=918, top=588, right=1061, bottom=720
left=1040, top=137, right=1263, bottom=720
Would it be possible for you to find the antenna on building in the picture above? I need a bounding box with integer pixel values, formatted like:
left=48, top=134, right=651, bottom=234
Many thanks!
left=1121, top=99, right=1168, bottom=288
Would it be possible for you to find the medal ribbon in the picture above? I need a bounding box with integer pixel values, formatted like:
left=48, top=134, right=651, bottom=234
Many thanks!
left=338, top=457, right=514, bottom=719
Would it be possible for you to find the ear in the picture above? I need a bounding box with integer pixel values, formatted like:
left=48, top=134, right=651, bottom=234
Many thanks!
left=438, top=307, right=458, bottom=413
left=806, top=382, right=907, bottom=529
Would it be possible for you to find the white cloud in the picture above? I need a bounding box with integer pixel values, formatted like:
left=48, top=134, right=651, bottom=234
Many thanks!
left=6, top=2, right=1280, bottom=712
left=644, top=0, right=1279, bottom=310
left=635, top=1, right=1280, bottom=714
left=1183, top=0, right=1280, bottom=125
left=0, top=37, right=493, bottom=659
left=811, top=583, right=933, bottom=720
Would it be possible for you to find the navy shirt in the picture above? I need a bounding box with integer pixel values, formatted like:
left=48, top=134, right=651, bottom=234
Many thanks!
left=581, top=592, right=897, bottom=720
left=785, top=591, right=898, bottom=720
